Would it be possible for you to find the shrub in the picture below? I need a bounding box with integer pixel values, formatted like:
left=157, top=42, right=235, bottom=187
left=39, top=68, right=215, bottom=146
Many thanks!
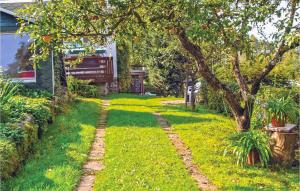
left=17, top=85, right=53, bottom=99
left=201, top=86, right=232, bottom=115
left=6, top=96, right=52, bottom=128
left=0, top=79, right=20, bottom=122
left=0, top=139, right=19, bottom=180
left=0, top=124, right=24, bottom=146
left=67, top=76, right=99, bottom=98
left=226, top=130, right=271, bottom=167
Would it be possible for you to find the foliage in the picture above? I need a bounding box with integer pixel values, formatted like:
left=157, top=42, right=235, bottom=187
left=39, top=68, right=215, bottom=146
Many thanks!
left=266, top=97, right=298, bottom=123
left=148, top=50, right=187, bottom=96
left=0, top=139, right=19, bottom=180
left=251, top=85, right=299, bottom=128
left=67, top=76, right=99, bottom=98
left=0, top=79, right=19, bottom=106
left=117, top=40, right=132, bottom=92
left=7, top=96, right=52, bottom=127
left=17, top=85, right=53, bottom=99
left=0, top=124, right=24, bottom=146
left=4, top=99, right=101, bottom=190
left=201, top=81, right=239, bottom=115
left=226, top=130, right=271, bottom=167
left=205, top=87, right=231, bottom=114
left=17, top=0, right=300, bottom=131
left=0, top=79, right=20, bottom=122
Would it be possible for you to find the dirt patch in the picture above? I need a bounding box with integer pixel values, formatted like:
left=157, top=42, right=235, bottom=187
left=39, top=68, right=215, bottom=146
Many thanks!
left=161, top=100, right=185, bottom=105
left=154, top=112, right=217, bottom=191
left=76, top=100, right=110, bottom=191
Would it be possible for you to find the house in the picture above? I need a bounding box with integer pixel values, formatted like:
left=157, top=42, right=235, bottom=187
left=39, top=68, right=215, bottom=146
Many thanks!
left=64, top=42, right=118, bottom=94
left=1, top=0, right=119, bottom=94
left=0, top=1, right=55, bottom=93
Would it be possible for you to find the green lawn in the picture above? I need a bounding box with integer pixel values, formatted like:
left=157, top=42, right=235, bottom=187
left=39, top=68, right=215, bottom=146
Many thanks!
left=3, top=98, right=101, bottom=191
left=159, top=104, right=299, bottom=191
left=3, top=94, right=298, bottom=190
left=94, top=94, right=198, bottom=190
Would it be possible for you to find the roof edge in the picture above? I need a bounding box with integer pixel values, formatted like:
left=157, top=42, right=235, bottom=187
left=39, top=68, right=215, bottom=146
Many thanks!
left=0, top=7, right=17, bottom=17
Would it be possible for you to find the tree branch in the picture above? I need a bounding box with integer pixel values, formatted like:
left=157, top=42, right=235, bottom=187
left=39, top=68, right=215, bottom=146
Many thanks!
left=251, top=0, right=298, bottom=94
left=232, top=51, right=250, bottom=100
left=176, top=28, right=244, bottom=115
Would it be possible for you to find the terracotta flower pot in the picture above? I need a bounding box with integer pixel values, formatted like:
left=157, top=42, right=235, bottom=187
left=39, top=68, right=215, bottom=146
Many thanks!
left=271, top=117, right=285, bottom=127
left=247, top=149, right=260, bottom=165
left=42, top=35, right=52, bottom=43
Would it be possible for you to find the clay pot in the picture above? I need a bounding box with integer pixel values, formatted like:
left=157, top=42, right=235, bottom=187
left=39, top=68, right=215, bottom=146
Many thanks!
left=42, top=35, right=52, bottom=43
left=247, top=149, right=260, bottom=165
left=271, top=117, right=285, bottom=127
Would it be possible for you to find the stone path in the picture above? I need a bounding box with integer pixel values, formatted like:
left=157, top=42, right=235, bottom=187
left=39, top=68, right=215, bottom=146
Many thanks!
left=76, top=100, right=110, bottom=191
left=154, top=112, right=217, bottom=191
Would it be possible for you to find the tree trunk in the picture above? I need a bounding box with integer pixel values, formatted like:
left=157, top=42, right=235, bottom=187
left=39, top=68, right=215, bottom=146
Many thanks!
left=201, top=80, right=208, bottom=105
left=54, top=51, right=68, bottom=95
left=191, top=78, right=196, bottom=112
left=58, top=52, right=67, bottom=89
left=185, top=75, right=188, bottom=109
left=236, top=112, right=251, bottom=131
left=177, top=29, right=250, bottom=131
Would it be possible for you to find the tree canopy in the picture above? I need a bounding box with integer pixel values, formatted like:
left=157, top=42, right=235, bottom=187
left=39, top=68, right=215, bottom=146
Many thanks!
left=18, top=0, right=300, bottom=131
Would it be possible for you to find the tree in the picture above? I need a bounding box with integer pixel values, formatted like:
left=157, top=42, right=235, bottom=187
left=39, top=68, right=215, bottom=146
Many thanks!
left=116, top=40, right=132, bottom=92
left=18, top=0, right=300, bottom=131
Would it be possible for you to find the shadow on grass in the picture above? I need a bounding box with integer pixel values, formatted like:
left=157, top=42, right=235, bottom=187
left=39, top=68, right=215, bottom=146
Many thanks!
left=3, top=99, right=100, bottom=191
left=106, top=93, right=158, bottom=100
left=107, top=109, right=159, bottom=128
left=162, top=114, right=214, bottom=125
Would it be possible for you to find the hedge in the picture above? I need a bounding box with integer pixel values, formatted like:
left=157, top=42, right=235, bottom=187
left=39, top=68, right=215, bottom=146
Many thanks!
left=0, top=96, right=52, bottom=180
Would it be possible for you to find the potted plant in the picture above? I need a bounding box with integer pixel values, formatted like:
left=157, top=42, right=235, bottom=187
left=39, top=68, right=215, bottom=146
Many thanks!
left=266, top=97, right=298, bottom=127
left=225, top=130, right=271, bottom=166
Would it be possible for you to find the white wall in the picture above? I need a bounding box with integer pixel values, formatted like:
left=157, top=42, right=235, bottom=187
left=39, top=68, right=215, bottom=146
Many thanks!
left=103, top=42, right=117, bottom=79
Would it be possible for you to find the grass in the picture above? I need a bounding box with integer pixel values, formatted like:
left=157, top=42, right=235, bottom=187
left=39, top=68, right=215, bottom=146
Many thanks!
left=94, top=94, right=198, bottom=190
left=3, top=93, right=298, bottom=190
left=3, top=98, right=101, bottom=191
left=159, top=104, right=300, bottom=191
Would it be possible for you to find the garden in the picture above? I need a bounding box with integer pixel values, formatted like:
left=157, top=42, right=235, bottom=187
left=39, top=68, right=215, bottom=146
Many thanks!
left=0, top=0, right=300, bottom=191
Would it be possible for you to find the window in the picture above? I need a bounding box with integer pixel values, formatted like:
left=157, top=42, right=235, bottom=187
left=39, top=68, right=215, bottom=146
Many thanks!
left=0, top=34, right=36, bottom=83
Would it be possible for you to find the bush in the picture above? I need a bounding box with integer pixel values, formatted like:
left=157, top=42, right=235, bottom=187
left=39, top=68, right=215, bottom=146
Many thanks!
left=0, top=114, right=45, bottom=180
left=67, top=76, right=99, bottom=98
left=0, top=81, right=55, bottom=179
left=17, top=85, right=53, bottom=99
left=7, top=96, right=52, bottom=128
left=200, top=85, right=233, bottom=115
left=0, top=139, right=19, bottom=180
left=0, top=124, right=24, bottom=146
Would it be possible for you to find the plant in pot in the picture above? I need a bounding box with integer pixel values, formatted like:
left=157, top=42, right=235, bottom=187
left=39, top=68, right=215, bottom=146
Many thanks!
left=266, top=97, right=298, bottom=127
left=225, top=129, right=271, bottom=166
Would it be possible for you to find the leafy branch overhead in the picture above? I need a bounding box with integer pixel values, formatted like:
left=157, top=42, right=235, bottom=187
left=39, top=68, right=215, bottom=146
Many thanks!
left=18, top=0, right=300, bottom=131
